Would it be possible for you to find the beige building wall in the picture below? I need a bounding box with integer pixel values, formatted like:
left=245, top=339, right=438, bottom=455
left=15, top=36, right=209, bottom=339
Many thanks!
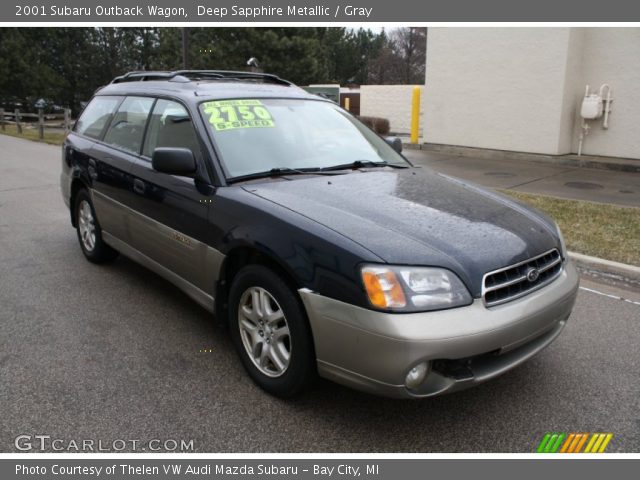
left=569, top=29, right=640, bottom=159
left=557, top=28, right=585, bottom=154
left=360, top=85, right=426, bottom=135
left=423, top=27, right=640, bottom=160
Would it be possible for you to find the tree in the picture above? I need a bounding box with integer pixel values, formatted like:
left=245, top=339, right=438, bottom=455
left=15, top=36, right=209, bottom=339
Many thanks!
left=389, top=27, right=427, bottom=84
left=0, top=29, right=61, bottom=108
left=366, top=27, right=427, bottom=85
left=0, top=27, right=427, bottom=115
left=321, top=28, right=376, bottom=84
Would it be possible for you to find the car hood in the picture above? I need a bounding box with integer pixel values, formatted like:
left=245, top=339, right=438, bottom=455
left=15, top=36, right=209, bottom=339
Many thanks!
left=242, top=167, right=560, bottom=296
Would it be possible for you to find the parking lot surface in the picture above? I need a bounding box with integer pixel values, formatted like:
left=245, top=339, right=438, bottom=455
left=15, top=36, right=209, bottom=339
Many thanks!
left=404, top=149, right=640, bottom=207
left=1, top=135, right=639, bottom=452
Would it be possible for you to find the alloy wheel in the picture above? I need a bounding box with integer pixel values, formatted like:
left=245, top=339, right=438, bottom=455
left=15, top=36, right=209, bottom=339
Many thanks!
left=238, top=286, right=291, bottom=377
left=77, top=200, right=96, bottom=252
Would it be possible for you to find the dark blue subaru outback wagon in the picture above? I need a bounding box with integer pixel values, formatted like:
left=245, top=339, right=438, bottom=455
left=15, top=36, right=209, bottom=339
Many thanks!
left=61, top=70, right=579, bottom=398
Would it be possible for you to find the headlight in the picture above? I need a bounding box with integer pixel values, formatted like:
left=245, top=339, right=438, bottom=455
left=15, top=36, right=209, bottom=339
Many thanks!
left=361, top=265, right=472, bottom=312
left=555, top=222, right=568, bottom=259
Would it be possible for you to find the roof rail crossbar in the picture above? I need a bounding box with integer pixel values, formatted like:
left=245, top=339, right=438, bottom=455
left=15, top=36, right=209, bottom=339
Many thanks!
left=111, top=71, right=175, bottom=83
left=111, top=70, right=293, bottom=86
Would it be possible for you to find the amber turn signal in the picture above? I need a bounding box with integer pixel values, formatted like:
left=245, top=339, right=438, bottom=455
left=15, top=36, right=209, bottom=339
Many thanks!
left=361, top=267, right=407, bottom=309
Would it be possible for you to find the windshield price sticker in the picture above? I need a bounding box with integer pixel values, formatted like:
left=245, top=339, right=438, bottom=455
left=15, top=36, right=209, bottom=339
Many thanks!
left=203, top=99, right=275, bottom=131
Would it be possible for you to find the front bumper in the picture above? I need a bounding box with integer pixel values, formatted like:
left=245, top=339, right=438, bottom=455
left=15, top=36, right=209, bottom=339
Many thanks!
left=299, top=260, right=579, bottom=398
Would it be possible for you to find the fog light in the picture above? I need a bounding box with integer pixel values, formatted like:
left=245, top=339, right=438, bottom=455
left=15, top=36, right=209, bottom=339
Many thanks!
left=405, top=362, right=430, bottom=390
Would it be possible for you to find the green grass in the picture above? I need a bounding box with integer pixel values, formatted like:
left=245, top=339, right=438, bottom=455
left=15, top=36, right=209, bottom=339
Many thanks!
left=0, top=124, right=66, bottom=145
left=502, top=190, right=640, bottom=266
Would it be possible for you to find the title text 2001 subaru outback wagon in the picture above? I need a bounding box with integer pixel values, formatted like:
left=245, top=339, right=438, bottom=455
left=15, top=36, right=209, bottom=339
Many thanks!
left=61, top=70, right=579, bottom=398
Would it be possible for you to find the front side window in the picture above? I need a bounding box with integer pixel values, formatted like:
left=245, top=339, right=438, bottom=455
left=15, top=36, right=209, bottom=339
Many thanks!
left=198, top=98, right=408, bottom=179
left=75, top=96, right=122, bottom=140
left=103, top=96, right=154, bottom=154
left=143, top=99, right=201, bottom=159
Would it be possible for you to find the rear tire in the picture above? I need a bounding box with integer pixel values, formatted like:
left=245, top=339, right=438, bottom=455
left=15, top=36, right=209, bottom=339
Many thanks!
left=228, top=265, right=316, bottom=397
left=74, top=189, right=118, bottom=264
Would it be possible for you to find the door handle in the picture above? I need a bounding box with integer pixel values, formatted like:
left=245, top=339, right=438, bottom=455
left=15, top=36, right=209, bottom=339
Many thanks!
left=133, top=179, right=146, bottom=195
left=87, top=159, right=98, bottom=180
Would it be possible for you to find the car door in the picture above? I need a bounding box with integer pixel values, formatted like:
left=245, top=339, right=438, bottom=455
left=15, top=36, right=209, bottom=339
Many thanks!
left=89, top=96, right=155, bottom=244
left=65, top=94, right=134, bottom=243
left=126, top=98, right=219, bottom=299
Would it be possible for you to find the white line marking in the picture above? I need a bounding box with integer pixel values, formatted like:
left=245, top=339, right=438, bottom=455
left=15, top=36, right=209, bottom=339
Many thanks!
left=579, top=286, right=640, bottom=306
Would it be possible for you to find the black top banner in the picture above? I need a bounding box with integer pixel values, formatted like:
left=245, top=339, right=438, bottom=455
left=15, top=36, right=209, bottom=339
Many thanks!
left=5, top=0, right=640, bottom=22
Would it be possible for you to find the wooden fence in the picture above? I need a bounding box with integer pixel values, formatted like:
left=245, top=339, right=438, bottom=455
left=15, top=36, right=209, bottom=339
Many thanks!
left=0, top=108, right=73, bottom=139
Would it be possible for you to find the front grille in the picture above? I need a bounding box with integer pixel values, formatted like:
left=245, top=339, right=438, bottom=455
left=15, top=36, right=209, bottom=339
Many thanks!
left=483, top=249, right=563, bottom=307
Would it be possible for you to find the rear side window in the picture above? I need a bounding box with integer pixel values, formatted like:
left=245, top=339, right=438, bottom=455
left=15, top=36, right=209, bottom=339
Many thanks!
left=143, top=99, right=201, bottom=159
left=75, top=96, right=121, bottom=140
left=103, top=96, right=154, bottom=154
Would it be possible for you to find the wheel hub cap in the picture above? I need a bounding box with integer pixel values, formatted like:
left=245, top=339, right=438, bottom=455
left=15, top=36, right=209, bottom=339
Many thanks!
left=238, top=286, right=291, bottom=378
left=78, top=200, right=96, bottom=252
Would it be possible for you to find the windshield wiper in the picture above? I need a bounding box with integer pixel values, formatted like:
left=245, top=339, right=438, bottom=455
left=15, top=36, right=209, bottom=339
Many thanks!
left=269, top=167, right=321, bottom=175
left=227, top=167, right=339, bottom=184
left=227, top=160, right=409, bottom=184
left=320, top=160, right=409, bottom=171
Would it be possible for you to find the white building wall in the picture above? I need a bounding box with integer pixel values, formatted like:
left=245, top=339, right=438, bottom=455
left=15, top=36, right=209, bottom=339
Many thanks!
left=557, top=28, right=585, bottom=154
left=423, top=28, right=572, bottom=155
left=423, top=27, right=640, bottom=160
left=360, top=85, right=426, bottom=135
left=569, top=29, right=640, bottom=159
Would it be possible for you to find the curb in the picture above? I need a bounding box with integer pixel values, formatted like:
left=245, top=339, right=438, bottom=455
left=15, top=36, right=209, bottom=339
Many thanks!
left=569, top=251, right=640, bottom=283
left=402, top=143, right=422, bottom=151
left=402, top=142, right=640, bottom=173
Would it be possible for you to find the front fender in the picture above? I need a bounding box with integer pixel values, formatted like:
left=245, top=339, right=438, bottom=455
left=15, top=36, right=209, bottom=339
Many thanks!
left=210, top=187, right=382, bottom=308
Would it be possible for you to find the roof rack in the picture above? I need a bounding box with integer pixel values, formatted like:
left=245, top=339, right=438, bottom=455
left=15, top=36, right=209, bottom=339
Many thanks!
left=111, top=70, right=293, bottom=86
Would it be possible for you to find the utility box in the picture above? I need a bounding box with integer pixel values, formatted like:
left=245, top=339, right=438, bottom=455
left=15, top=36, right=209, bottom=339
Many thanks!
left=580, top=94, right=603, bottom=119
left=302, top=85, right=340, bottom=104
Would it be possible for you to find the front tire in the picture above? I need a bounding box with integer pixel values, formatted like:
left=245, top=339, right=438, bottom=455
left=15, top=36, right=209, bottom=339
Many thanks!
left=228, top=265, right=316, bottom=397
left=74, top=189, right=118, bottom=263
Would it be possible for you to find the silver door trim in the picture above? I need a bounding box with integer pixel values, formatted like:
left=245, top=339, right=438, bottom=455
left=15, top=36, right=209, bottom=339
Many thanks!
left=91, top=189, right=224, bottom=291
left=90, top=188, right=225, bottom=313
left=102, top=231, right=216, bottom=313
left=91, top=189, right=129, bottom=242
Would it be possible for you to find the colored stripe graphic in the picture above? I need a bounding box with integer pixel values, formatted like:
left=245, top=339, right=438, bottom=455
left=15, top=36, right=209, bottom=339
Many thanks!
left=598, top=433, right=613, bottom=453
left=549, top=433, right=566, bottom=453
left=591, top=434, right=606, bottom=453
left=584, top=433, right=599, bottom=453
left=560, top=433, right=575, bottom=453
left=536, top=433, right=551, bottom=453
left=537, top=433, right=565, bottom=453
left=544, top=434, right=559, bottom=453
left=537, top=433, right=613, bottom=453
left=574, top=433, right=589, bottom=453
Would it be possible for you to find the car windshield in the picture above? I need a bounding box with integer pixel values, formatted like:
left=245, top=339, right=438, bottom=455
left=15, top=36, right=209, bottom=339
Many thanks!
left=198, top=98, right=409, bottom=179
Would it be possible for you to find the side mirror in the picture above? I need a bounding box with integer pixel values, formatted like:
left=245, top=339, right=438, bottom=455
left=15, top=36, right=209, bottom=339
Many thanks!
left=385, top=136, right=403, bottom=153
left=152, top=148, right=197, bottom=176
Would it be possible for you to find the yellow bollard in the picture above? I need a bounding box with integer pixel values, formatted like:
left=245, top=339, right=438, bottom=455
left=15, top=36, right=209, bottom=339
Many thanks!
left=410, top=86, right=421, bottom=144
left=344, top=97, right=350, bottom=111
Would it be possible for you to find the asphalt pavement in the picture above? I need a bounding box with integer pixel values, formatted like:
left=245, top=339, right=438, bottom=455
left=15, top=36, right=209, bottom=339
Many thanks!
left=1, top=135, right=639, bottom=452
